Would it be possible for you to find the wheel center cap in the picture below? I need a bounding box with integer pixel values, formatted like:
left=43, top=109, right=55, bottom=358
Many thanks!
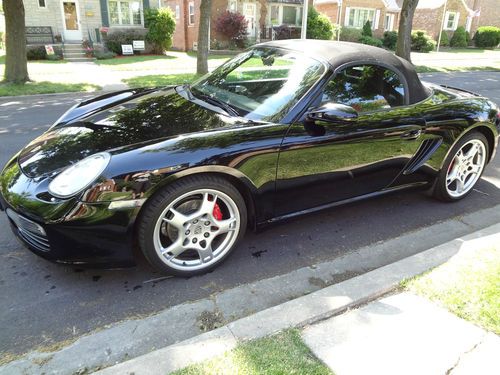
left=194, top=225, right=202, bottom=235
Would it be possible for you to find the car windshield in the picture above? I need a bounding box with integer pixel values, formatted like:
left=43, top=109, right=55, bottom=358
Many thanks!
left=190, top=47, right=326, bottom=122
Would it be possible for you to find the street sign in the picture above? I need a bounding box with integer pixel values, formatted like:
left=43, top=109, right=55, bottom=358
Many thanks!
left=121, top=44, right=134, bottom=55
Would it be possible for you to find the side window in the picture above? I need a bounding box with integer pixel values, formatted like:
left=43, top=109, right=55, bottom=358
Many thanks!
left=321, top=65, right=405, bottom=112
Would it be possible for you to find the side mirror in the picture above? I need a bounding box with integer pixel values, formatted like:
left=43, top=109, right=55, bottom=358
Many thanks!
left=306, top=103, right=358, bottom=123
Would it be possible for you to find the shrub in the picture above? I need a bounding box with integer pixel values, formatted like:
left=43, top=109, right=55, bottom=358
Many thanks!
left=46, top=54, right=62, bottom=61
left=26, top=45, right=63, bottom=60
left=450, top=26, right=467, bottom=48
left=465, top=30, right=471, bottom=45
left=411, top=30, right=436, bottom=52
left=362, top=21, right=372, bottom=37
left=105, top=28, right=149, bottom=55
left=26, top=45, right=47, bottom=60
left=474, top=26, right=500, bottom=48
left=95, top=50, right=117, bottom=59
left=340, top=27, right=362, bottom=42
left=439, top=30, right=449, bottom=46
left=145, top=8, right=176, bottom=54
left=359, top=35, right=383, bottom=48
left=214, top=11, right=247, bottom=47
left=307, top=6, right=333, bottom=40
left=382, top=31, right=398, bottom=50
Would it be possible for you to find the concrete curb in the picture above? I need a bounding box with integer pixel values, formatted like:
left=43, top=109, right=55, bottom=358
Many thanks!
left=0, top=90, right=114, bottom=101
left=94, top=222, right=500, bottom=375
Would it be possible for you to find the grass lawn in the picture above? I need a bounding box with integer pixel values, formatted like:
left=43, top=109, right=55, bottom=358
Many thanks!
left=0, top=81, right=101, bottom=96
left=187, top=51, right=234, bottom=60
left=405, top=245, right=500, bottom=334
left=123, top=73, right=201, bottom=88
left=415, top=65, right=500, bottom=73
left=94, top=54, right=176, bottom=65
left=172, top=329, right=333, bottom=375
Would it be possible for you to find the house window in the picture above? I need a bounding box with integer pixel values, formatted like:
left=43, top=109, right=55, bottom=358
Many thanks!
left=270, top=5, right=279, bottom=25
left=269, top=5, right=302, bottom=26
left=229, top=0, right=237, bottom=12
left=384, top=13, right=394, bottom=31
left=346, top=8, right=375, bottom=29
left=175, top=5, right=180, bottom=19
left=38, top=0, right=46, bottom=8
left=188, top=2, right=195, bottom=25
left=444, top=11, right=460, bottom=31
left=108, top=1, right=142, bottom=25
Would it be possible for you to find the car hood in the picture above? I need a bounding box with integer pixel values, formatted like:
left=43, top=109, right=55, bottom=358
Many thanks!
left=17, top=87, right=243, bottom=178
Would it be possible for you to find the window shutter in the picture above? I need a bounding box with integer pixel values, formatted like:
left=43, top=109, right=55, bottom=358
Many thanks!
left=143, top=0, right=150, bottom=11
left=100, top=0, right=109, bottom=27
left=455, top=12, right=460, bottom=30
left=344, top=7, right=350, bottom=27
left=374, top=10, right=380, bottom=29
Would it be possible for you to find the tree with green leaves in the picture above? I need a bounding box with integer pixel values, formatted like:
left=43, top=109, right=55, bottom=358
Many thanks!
left=145, top=8, right=176, bottom=54
left=306, top=6, right=333, bottom=40
left=3, top=0, right=30, bottom=83
left=362, top=21, right=372, bottom=37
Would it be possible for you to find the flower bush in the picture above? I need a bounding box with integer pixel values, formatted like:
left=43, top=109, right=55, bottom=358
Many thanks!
left=215, top=11, right=247, bottom=47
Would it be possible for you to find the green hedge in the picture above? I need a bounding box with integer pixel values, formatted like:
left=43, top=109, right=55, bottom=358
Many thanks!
left=383, top=31, right=398, bottom=50
left=450, top=26, right=467, bottom=48
left=104, top=28, right=149, bottom=55
left=474, top=26, right=500, bottom=48
left=411, top=30, right=436, bottom=53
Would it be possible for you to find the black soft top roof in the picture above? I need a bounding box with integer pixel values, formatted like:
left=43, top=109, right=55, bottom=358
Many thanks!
left=257, top=39, right=430, bottom=104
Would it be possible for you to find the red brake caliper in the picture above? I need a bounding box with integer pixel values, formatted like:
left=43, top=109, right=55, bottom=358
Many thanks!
left=213, top=202, right=223, bottom=221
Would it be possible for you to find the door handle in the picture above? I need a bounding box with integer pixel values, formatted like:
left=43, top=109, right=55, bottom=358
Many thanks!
left=401, top=129, right=422, bottom=139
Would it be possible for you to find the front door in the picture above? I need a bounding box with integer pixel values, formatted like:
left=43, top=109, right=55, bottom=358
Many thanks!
left=243, top=3, right=256, bottom=37
left=61, top=1, right=82, bottom=41
left=275, top=64, right=425, bottom=216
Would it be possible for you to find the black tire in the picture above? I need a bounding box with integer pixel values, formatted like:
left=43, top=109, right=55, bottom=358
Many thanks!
left=432, top=131, right=489, bottom=202
left=138, top=175, right=247, bottom=276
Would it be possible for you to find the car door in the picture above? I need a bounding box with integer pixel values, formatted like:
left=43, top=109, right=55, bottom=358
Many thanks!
left=274, top=63, right=425, bottom=216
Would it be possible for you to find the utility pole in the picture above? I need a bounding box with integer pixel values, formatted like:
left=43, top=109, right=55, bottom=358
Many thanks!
left=301, top=0, right=309, bottom=39
left=436, top=0, right=448, bottom=52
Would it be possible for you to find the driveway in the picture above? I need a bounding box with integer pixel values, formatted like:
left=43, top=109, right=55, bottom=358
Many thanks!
left=0, top=72, right=499, bottom=359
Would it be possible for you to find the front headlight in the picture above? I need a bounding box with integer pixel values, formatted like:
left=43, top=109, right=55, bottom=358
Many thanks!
left=48, top=153, right=111, bottom=198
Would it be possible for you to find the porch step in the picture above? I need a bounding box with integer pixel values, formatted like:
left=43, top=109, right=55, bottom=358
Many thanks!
left=64, top=57, right=96, bottom=62
left=64, top=52, right=86, bottom=57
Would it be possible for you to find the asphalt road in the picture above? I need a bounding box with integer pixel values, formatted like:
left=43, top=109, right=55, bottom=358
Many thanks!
left=1, top=72, right=500, bottom=358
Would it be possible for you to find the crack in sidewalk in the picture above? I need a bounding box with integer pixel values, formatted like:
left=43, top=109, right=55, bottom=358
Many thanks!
left=445, top=335, right=484, bottom=375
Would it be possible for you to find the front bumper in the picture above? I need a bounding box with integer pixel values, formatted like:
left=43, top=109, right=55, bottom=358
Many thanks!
left=0, top=160, right=139, bottom=267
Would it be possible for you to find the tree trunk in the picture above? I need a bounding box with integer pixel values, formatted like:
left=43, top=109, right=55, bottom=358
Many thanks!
left=3, top=0, right=30, bottom=83
left=396, top=0, right=419, bottom=63
left=196, top=0, right=211, bottom=75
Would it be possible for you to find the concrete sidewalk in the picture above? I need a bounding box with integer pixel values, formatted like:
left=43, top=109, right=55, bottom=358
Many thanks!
left=94, top=223, right=500, bottom=375
left=303, top=293, right=499, bottom=375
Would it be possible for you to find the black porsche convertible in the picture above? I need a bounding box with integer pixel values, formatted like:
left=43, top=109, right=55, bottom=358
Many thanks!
left=1, top=40, right=498, bottom=275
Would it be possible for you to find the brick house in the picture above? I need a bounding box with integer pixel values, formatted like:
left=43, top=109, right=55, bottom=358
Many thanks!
left=411, top=0, right=474, bottom=40
left=313, top=0, right=401, bottom=37
left=314, top=0, right=500, bottom=41
left=162, top=0, right=306, bottom=51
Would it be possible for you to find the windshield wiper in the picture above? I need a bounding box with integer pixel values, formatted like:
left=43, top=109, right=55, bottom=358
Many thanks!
left=190, top=87, right=240, bottom=117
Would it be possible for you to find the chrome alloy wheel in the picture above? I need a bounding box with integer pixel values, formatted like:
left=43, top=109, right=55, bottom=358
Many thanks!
left=446, top=139, right=486, bottom=198
left=153, top=189, right=240, bottom=271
